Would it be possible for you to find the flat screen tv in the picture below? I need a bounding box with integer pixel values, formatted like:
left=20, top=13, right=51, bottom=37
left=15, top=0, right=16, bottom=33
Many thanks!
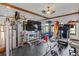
left=23, top=20, right=41, bottom=31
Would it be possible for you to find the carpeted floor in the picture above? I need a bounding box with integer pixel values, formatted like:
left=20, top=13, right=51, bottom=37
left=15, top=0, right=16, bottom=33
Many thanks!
left=0, top=39, right=79, bottom=56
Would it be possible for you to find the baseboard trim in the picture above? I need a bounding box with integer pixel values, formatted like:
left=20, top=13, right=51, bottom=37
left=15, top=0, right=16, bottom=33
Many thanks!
left=71, top=39, right=79, bottom=41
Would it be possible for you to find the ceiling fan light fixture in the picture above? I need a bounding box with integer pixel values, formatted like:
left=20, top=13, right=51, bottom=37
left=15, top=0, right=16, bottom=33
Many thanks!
left=42, top=3, right=55, bottom=15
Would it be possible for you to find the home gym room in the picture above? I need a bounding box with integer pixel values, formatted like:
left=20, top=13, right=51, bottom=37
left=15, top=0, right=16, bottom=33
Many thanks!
left=0, top=3, right=79, bottom=56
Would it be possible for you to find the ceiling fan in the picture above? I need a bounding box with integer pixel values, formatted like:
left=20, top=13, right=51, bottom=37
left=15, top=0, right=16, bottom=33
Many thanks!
left=42, top=3, right=55, bottom=15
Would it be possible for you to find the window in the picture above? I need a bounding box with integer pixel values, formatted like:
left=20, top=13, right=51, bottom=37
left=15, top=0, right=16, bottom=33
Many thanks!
left=70, top=24, right=76, bottom=35
left=0, top=25, right=5, bottom=48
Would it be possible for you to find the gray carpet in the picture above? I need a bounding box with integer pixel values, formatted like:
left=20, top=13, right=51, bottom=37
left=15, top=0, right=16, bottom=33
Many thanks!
left=12, top=42, right=47, bottom=56
left=12, top=40, right=79, bottom=56
left=1, top=39, right=79, bottom=56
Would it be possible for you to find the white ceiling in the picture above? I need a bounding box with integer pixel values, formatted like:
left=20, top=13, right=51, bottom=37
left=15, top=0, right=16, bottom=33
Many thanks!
left=0, top=3, right=79, bottom=21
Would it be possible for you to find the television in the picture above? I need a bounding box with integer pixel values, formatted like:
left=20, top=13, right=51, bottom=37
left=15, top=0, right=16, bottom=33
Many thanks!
left=23, top=20, right=41, bottom=31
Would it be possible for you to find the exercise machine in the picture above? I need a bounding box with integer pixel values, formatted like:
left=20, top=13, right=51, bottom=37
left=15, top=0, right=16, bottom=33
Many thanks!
left=46, top=21, right=76, bottom=56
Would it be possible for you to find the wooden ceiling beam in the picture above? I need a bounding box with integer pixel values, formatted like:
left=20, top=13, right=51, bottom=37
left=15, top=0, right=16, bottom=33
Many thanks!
left=0, top=3, right=49, bottom=19
left=41, top=11, right=79, bottom=21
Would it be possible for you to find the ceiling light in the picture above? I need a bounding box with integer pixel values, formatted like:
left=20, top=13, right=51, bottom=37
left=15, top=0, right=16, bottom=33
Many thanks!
left=46, top=11, right=51, bottom=14
left=42, top=4, right=55, bottom=15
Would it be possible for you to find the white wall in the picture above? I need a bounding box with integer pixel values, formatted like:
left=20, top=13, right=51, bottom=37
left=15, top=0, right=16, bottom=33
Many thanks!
left=41, top=14, right=79, bottom=24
